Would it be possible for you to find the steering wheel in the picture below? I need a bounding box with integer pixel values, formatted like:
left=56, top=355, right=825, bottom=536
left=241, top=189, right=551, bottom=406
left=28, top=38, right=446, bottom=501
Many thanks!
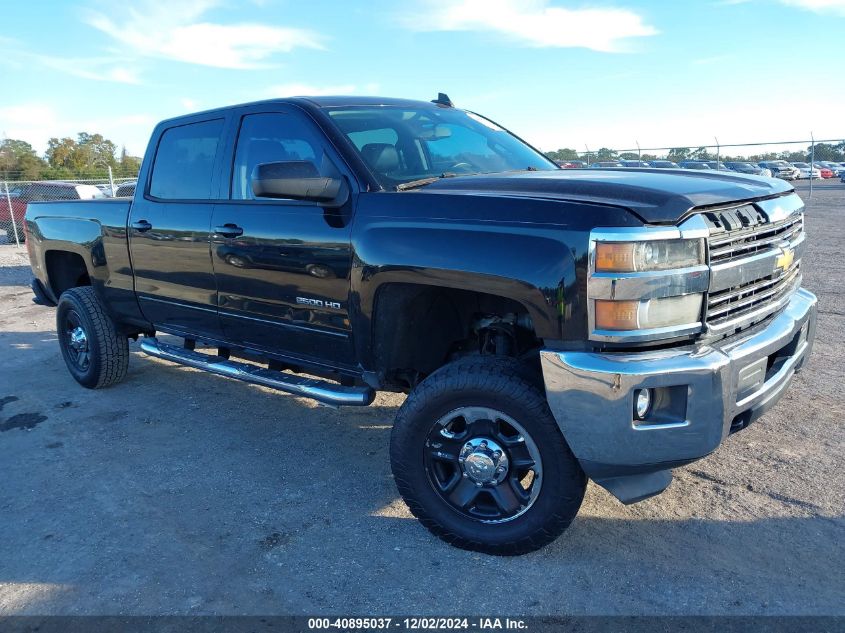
left=447, top=162, right=475, bottom=173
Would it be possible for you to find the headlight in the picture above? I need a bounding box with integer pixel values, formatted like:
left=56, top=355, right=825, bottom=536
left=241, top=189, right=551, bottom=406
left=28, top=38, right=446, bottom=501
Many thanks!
left=595, top=294, right=704, bottom=331
left=595, top=239, right=704, bottom=272
left=589, top=218, right=710, bottom=342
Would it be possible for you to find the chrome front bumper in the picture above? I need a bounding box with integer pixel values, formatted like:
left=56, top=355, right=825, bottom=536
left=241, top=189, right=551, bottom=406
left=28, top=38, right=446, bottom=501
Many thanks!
left=540, top=288, right=817, bottom=503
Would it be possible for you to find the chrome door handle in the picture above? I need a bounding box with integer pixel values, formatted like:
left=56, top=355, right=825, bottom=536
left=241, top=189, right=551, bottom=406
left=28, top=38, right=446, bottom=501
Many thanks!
left=214, top=224, right=244, bottom=238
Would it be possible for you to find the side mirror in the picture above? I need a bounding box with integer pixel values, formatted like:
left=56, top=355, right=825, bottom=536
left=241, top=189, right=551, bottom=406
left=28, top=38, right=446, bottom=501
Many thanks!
left=251, top=161, right=349, bottom=207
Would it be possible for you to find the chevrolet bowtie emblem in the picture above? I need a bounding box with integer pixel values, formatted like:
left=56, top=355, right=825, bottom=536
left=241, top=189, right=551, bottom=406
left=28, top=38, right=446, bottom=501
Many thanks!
left=775, top=246, right=795, bottom=272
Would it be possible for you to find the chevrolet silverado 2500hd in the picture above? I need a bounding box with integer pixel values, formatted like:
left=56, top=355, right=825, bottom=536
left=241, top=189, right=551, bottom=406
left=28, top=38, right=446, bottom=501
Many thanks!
left=25, top=95, right=817, bottom=554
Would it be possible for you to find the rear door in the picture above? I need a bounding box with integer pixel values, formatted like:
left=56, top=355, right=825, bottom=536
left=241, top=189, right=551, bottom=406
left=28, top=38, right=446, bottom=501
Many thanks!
left=210, top=106, right=357, bottom=366
left=128, top=117, right=227, bottom=339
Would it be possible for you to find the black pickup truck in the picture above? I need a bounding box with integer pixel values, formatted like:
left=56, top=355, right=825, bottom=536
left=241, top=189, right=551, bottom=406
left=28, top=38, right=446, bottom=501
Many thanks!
left=25, top=95, right=817, bottom=555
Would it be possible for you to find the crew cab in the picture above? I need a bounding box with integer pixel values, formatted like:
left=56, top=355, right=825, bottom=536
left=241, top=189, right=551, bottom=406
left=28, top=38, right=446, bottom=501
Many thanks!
left=25, top=95, right=817, bottom=555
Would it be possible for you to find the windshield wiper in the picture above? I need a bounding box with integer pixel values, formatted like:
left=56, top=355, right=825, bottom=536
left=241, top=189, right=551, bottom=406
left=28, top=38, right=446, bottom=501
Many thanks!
left=396, top=172, right=459, bottom=191
left=396, top=167, right=540, bottom=191
left=503, top=166, right=540, bottom=173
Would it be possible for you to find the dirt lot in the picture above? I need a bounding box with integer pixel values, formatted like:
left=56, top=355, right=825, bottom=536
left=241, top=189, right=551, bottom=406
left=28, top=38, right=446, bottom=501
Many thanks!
left=0, top=180, right=843, bottom=616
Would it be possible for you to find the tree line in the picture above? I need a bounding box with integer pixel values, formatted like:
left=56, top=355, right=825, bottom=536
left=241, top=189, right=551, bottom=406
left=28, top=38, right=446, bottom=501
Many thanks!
left=0, top=134, right=142, bottom=181
left=545, top=142, right=845, bottom=164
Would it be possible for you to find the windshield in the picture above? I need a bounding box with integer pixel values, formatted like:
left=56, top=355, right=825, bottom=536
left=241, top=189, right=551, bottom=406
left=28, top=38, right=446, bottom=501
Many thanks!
left=326, top=106, right=556, bottom=188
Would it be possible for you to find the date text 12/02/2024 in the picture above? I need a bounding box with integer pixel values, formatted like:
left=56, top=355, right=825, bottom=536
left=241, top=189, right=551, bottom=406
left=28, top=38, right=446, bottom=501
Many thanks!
left=307, top=618, right=528, bottom=630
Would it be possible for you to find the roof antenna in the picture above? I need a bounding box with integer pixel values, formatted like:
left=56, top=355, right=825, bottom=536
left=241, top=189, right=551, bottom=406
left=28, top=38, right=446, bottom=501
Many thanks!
left=431, top=92, right=454, bottom=107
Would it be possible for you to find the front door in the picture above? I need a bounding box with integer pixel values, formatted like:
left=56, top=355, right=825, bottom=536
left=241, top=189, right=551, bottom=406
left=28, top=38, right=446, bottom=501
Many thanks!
left=128, top=117, right=227, bottom=339
left=211, top=110, right=356, bottom=366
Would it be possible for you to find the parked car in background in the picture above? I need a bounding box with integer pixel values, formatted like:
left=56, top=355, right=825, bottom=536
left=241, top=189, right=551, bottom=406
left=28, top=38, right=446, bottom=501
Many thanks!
left=647, top=160, right=680, bottom=169
left=813, top=162, right=840, bottom=177
left=678, top=161, right=712, bottom=170
left=759, top=161, right=798, bottom=180
left=556, top=160, right=586, bottom=168
left=725, top=162, right=772, bottom=177
left=0, top=181, right=104, bottom=243
left=3, top=184, right=25, bottom=198
left=702, top=161, right=732, bottom=171
left=589, top=161, right=623, bottom=168
left=114, top=181, right=137, bottom=197
left=790, top=163, right=822, bottom=179
left=620, top=160, right=651, bottom=167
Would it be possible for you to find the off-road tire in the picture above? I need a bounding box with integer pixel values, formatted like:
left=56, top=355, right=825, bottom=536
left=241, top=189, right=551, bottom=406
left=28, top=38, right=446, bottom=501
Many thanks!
left=56, top=286, right=129, bottom=389
left=390, top=356, right=586, bottom=555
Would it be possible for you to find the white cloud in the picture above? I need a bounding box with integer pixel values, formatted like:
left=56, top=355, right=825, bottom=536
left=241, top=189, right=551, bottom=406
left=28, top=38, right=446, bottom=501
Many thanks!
left=0, top=39, right=141, bottom=85
left=521, top=94, right=845, bottom=158
left=779, top=0, right=845, bottom=14
left=83, top=0, right=324, bottom=69
left=0, top=103, right=154, bottom=156
left=401, top=0, right=658, bottom=52
left=180, top=98, right=200, bottom=111
left=33, top=54, right=142, bottom=85
left=267, top=83, right=358, bottom=97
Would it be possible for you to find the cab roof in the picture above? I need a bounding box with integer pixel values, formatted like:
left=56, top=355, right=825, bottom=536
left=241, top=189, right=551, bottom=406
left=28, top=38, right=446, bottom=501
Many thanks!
left=158, top=96, right=450, bottom=125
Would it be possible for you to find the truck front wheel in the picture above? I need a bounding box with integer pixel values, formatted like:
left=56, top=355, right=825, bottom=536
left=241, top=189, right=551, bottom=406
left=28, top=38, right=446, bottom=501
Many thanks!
left=56, top=287, right=129, bottom=389
left=390, top=357, right=586, bottom=555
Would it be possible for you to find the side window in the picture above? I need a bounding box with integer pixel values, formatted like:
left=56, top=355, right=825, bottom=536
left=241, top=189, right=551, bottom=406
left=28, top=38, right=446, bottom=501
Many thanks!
left=150, top=119, right=224, bottom=200
left=231, top=113, right=323, bottom=200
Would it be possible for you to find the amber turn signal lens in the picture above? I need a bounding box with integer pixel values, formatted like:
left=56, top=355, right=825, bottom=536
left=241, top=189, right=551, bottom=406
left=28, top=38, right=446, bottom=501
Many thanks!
left=595, top=243, right=635, bottom=272
left=595, top=299, right=639, bottom=330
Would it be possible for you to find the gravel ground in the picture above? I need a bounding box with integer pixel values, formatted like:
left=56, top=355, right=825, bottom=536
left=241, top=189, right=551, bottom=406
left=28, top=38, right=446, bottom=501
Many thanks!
left=0, top=181, right=843, bottom=616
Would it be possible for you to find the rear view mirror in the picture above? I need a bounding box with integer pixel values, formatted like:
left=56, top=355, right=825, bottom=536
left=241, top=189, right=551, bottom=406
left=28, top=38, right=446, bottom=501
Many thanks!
left=418, top=124, right=452, bottom=141
left=252, top=161, right=349, bottom=207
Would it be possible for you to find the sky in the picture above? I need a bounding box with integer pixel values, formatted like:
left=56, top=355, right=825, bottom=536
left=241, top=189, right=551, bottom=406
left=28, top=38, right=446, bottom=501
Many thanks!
left=1, top=0, right=844, bottom=158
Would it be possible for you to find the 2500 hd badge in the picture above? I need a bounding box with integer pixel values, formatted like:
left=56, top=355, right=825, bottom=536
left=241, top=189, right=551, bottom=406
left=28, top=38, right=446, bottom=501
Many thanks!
left=297, top=296, right=342, bottom=310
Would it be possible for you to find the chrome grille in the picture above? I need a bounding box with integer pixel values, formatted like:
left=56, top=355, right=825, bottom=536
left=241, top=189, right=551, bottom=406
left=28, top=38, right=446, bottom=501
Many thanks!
left=707, top=262, right=800, bottom=326
left=704, top=198, right=805, bottom=335
left=708, top=213, right=803, bottom=264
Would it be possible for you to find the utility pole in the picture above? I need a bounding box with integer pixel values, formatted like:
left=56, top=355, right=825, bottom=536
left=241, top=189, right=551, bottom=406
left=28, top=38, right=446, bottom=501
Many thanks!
left=809, top=132, right=815, bottom=199
left=5, top=181, right=19, bottom=247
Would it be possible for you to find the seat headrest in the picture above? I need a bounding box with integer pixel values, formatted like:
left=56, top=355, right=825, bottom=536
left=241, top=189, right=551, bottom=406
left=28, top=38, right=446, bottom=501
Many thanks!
left=248, top=140, right=290, bottom=167
left=361, top=143, right=399, bottom=173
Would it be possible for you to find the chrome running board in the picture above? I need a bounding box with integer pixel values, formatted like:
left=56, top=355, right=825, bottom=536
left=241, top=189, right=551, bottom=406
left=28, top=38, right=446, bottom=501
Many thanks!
left=140, top=337, right=374, bottom=407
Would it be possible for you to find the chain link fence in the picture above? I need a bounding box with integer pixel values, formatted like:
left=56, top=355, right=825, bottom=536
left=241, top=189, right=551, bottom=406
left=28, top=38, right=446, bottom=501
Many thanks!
left=1, top=176, right=137, bottom=246
left=548, top=137, right=845, bottom=193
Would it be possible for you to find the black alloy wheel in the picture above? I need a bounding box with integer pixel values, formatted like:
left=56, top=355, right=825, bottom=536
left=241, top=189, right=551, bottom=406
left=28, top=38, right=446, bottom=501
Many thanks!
left=424, top=406, right=543, bottom=523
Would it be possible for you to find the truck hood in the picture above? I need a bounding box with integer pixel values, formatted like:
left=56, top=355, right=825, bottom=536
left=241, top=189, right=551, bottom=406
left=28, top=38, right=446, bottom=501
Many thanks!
left=414, top=168, right=794, bottom=224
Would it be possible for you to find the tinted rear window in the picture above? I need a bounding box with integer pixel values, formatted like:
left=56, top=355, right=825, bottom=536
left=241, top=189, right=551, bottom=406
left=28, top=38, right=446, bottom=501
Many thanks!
left=150, top=119, right=224, bottom=200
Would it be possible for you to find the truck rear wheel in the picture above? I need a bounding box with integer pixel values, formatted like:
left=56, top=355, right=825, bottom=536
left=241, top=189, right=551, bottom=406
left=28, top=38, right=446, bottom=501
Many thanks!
left=56, top=287, right=129, bottom=389
left=390, top=357, right=586, bottom=555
